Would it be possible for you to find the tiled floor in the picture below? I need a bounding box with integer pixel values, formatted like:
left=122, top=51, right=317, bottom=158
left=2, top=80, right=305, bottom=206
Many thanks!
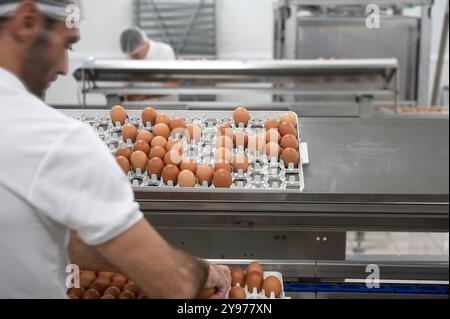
left=346, top=232, right=449, bottom=256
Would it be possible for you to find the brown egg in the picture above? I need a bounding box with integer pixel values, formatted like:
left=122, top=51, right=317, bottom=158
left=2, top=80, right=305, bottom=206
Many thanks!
left=104, top=286, right=121, bottom=298
left=97, top=272, right=113, bottom=280
left=213, top=169, right=233, bottom=188
left=217, top=124, right=232, bottom=137
left=124, top=282, right=140, bottom=297
left=162, top=165, right=180, bottom=184
left=110, top=105, right=127, bottom=125
left=149, top=146, right=166, bottom=160
left=82, top=270, right=97, bottom=280
left=233, top=131, right=249, bottom=148
left=130, top=151, right=148, bottom=171
left=280, top=112, right=297, bottom=127
left=94, top=275, right=110, bottom=287
left=266, top=129, right=281, bottom=143
left=100, top=294, right=116, bottom=299
left=279, top=122, right=297, bottom=137
left=280, top=134, right=299, bottom=149
left=264, top=118, right=280, bottom=131
left=231, top=267, right=246, bottom=287
left=196, top=165, right=214, bottom=185
left=68, top=288, right=85, bottom=299
left=214, top=160, right=232, bottom=173
left=215, top=147, right=233, bottom=163
left=178, top=170, right=197, bottom=187
left=153, top=123, right=171, bottom=139
left=155, top=113, right=171, bottom=126
left=216, top=135, right=233, bottom=149
left=164, top=149, right=182, bottom=166
left=281, top=148, right=300, bottom=167
left=180, top=158, right=198, bottom=173
left=247, top=262, right=264, bottom=275
left=83, top=289, right=101, bottom=299
left=116, top=156, right=131, bottom=173
left=132, top=140, right=150, bottom=155
left=119, top=291, right=136, bottom=299
left=89, top=281, right=107, bottom=295
left=169, top=118, right=186, bottom=131
left=115, top=146, right=132, bottom=159
left=262, top=276, right=282, bottom=298
left=248, top=135, right=265, bottom=153
left=186, top=124, right=202, bottom=141
left=111, top=273, right=128, bottom=282
left=151, top=136, right=168, bottom=149
left=232, top=154, right=250, bottom=172
left=136, top=130, right=153, bottom=144
left=122, top=123, right=138, bottom=142
left=229, top=286, right=246, bottom=299
left=80, top=277, right=93, bottom=290
left=245, top=271, right=263, bottom=293
left=233, top=107, right=250, bottom=126
left=146, top=157, right=165, bottom=178
left=197, top=288, right=216, bottom=299
left=265, top=142, right=282, bottom=159
left=111, top=279, right=126, bottom=290
left=166, top=139, right=183, bottom=153
left=141, top=107, right=157, bottom=125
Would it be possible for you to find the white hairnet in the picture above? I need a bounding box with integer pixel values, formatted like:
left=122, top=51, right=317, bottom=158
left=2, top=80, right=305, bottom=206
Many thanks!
left=120, top=27, right=149, bottom=55
left=0, top=0, right=84, bottom=21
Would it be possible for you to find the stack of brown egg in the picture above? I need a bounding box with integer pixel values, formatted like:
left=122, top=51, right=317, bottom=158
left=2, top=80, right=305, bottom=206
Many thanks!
left=228, top=262, right=282, bottom=299
left=67, top=271, right=147, bottom=299
left=263, top=112, right=300, bottom=168
left=112, top=106, right=205, bottom=187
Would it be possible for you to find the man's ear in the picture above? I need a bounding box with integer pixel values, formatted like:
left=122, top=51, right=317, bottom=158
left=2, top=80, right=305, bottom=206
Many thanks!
left=9, top=0, right=43, bottom=42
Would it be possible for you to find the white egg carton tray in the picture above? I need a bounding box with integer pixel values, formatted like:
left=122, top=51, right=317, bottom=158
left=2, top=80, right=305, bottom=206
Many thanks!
left=231, top=271, right=291, bottom=299
left=71, top=110, right=307, bottom=192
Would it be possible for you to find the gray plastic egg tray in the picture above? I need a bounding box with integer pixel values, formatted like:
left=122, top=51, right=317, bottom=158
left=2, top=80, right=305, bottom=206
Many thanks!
left=65, top=110, right=305, bottom=192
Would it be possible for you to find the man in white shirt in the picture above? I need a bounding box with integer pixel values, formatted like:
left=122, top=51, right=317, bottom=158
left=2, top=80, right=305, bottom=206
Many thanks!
left=120, top=27, right=176, bottom=61
left=119, top=27, right=178, bottom=103
left=0, top=0, right=230, bottom=299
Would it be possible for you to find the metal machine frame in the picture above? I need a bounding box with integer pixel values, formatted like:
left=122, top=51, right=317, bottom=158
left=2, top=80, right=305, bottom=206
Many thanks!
left=273, top=0, right=434, bottom=106
left=73, top=58, right=399, bottom=117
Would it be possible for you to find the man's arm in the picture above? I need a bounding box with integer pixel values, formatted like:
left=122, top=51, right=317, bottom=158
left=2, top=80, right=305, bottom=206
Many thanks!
left=67, top=231, right=119, bottom=272
left=93, top=218, right=209, bottom=299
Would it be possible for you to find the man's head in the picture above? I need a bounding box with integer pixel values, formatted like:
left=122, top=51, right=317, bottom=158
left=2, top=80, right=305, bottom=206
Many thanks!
left=120, top=27, right=149, bottom=60
left=0, top=0, right=81, bottom=97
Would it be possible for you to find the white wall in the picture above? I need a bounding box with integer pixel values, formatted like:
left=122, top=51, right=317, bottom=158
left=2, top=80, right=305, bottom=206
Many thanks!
left=45, top=0, right=133, bottom=106
left=216, top=0, right=274, bottom=60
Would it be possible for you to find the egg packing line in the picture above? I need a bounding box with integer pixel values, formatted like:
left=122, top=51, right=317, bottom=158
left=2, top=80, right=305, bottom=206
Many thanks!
left=77, top=110, right=306, bottom=191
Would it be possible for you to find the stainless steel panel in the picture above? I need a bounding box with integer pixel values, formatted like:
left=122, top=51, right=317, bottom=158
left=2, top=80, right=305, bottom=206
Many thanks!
left=157, top=230, right=346, bottom=260
left=296, top=17, right=419, bottom=101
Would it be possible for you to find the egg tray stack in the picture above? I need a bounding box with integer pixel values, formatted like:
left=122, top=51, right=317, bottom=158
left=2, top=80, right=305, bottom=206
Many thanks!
left=79, top=110, right=305, bottom=192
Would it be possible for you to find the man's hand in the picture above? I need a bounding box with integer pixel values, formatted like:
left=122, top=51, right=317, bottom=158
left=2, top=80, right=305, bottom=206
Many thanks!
left=204, top=264, right=231, bottom=299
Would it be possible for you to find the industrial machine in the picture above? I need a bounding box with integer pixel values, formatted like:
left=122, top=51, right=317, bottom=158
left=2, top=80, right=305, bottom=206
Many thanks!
left=74, top=58, right=400, bottom=117
left=274, top=0, right=434, bottom=106
left=68, top=58, right=448, bottom=299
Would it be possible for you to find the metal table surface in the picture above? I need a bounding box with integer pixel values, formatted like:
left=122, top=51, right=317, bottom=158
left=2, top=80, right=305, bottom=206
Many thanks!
left=135, top=117, right=449, bottom=233
left=300, top=117, right=449, bottom=194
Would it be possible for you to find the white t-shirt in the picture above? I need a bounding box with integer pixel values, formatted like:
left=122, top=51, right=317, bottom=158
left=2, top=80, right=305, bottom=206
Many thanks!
left=0, top=67, right=143, bottom=299
left=146, top=39, right=176, bottom=61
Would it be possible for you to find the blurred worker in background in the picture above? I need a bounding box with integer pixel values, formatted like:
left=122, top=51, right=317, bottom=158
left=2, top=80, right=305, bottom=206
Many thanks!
left=0, top=0, right=230, bottom=299
left=120, top=27, right=175, bottom=61
left=118, top=27, right=177, bottom=103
